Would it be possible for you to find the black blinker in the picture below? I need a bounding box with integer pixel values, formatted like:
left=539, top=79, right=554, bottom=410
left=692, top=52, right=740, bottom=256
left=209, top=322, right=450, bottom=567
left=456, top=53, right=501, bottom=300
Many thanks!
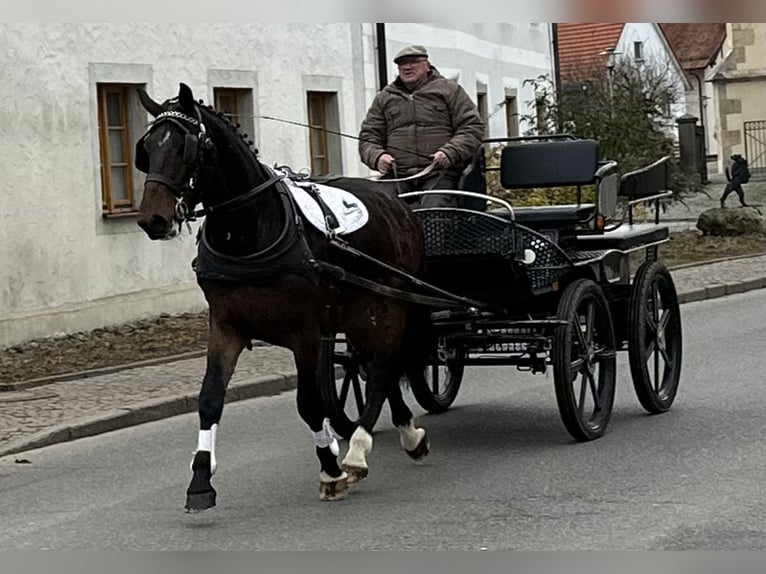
left=183, top=134, right=199, bottom=166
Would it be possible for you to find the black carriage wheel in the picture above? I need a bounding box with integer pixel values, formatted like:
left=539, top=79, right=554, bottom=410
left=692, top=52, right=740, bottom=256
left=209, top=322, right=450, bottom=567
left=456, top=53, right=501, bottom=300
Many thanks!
left=318, top=337, right=367, bottom=440
left=408, top=346, right=465, bottom=414
left=552, top=279, right=617, bottom=442
left=628, top=261, right=683, bottom=414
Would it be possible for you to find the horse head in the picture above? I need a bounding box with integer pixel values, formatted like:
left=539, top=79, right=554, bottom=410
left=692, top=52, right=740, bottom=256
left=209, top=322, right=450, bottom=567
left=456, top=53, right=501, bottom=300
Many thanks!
left=135, top=83, right=212, bottom=240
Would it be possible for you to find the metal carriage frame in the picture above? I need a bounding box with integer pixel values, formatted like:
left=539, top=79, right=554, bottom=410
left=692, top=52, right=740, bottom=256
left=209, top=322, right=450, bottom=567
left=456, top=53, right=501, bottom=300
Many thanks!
left=321, top=135, right=683, bottom=442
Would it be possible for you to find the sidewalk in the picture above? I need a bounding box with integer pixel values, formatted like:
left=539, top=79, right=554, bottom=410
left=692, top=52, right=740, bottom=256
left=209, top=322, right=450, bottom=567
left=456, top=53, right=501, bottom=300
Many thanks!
left=2, top=252, right=765, bottom=459
left=660, top=170, right=766, bottom=231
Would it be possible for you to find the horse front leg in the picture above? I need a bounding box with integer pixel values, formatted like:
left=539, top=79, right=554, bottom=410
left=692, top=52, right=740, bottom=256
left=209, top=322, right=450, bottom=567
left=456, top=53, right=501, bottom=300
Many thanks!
left=185, top=322, right=246, bottom=513
left=297, top=338, right=348, bottom=501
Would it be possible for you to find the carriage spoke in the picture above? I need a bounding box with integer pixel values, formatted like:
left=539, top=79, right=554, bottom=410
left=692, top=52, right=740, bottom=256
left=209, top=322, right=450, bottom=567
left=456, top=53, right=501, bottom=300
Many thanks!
left=584, top=302, right=595, bottom=344
left=659, top=345, right=672, bottom=369
left=653, top=344, right=661, bottom=392
left=644, top=338, right=657, bottom=361
left=587, top=372, right=600, bottom=412
left=431, top=364, right=440, bottom=395
left=575, top=313, right=589, bottom=350
left=658, top=307, right=671, bottom=331
left=577, top=372, right=588, bottom=416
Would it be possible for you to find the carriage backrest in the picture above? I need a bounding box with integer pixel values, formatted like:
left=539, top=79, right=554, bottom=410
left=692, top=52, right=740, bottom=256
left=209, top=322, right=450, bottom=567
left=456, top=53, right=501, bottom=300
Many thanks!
left=500, top=139, right=599, bottom=189
left=618, top=156, right=671, bottom=200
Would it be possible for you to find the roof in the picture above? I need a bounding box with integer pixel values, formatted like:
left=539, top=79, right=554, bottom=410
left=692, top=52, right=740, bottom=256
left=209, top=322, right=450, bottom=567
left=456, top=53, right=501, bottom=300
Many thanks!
left=556, top=23, right=625, bottom=81
left=658, top=23, right=726, bottom=70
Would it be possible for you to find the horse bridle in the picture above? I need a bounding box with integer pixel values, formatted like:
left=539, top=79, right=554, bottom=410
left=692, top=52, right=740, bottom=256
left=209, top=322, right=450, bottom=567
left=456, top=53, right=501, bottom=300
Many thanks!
left=136, top=107, right=285, bottom=223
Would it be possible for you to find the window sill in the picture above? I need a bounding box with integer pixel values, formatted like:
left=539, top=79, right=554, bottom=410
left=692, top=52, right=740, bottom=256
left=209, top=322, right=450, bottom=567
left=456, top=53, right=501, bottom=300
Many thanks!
left=103, top=211, right=138, bottom=220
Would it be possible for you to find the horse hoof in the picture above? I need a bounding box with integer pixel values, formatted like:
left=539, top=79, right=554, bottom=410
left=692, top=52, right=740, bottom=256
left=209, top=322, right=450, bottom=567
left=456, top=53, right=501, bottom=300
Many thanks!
left=406, top=431, right=430, bottom=461
left=320, top=474, right=349, bottom=501
left=341, top=464, right=369, bottom=484
left=185, top=489, right=217, bottom=513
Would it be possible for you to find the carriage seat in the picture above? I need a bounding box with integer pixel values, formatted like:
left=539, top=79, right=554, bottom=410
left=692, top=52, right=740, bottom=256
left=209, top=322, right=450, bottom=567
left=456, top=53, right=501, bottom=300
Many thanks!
left=499, top=138, right=600, bottom=227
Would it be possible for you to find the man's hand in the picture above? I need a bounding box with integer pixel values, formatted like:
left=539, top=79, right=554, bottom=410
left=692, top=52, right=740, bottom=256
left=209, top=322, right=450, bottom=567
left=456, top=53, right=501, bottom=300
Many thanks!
left=430, top=150, right=451, bottom=170
left=376, top=153, right=396, bottom=174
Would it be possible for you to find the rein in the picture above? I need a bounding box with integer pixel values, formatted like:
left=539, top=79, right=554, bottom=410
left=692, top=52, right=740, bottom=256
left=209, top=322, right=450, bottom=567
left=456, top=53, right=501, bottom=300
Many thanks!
left=137, top=107, right=285, bottom=223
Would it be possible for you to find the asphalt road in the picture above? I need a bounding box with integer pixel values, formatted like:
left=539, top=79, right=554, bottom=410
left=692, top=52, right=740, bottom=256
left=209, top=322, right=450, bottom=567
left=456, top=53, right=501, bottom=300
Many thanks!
left=1, top=290, right=765, bottom=550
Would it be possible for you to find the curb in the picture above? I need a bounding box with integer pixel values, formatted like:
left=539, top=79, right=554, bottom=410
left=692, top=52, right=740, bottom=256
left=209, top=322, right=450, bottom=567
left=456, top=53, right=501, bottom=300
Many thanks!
left=677, top=277, right=766, bottom=304
left=2, top=274, right=765, bottom=460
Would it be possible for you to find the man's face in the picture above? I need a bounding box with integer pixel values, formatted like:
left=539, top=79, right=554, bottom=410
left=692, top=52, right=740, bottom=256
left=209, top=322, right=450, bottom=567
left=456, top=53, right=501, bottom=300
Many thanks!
left=397, top=57, right=430, bottom=86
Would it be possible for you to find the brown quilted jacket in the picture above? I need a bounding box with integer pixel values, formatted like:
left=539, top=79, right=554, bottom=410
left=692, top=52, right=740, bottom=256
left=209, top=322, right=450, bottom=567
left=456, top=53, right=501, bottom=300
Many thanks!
left=358, top=67, right=485, bottom=177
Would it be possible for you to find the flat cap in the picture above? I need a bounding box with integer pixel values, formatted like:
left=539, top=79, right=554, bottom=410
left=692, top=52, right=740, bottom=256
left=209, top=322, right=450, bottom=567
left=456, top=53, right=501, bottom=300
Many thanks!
left=393, top=44, right=429, bottom=64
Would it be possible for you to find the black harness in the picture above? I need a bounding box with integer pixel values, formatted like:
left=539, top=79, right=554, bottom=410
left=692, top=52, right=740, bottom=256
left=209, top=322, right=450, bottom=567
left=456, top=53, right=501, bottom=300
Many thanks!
left=135, top=105, right=483, bottom=308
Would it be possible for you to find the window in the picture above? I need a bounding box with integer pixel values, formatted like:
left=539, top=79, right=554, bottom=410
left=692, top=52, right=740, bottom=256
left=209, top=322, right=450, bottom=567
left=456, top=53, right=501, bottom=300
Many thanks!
left=476, top=91, right=489, bottom=138
left=505, top=96, right=519, bottom=138
left=634, top=41, right=644, bottom=62
left=213, top=87, right=255, bottom=143
left=306, top=91, right=342, bottom=175
left=97, top=84, right=136, bottom=214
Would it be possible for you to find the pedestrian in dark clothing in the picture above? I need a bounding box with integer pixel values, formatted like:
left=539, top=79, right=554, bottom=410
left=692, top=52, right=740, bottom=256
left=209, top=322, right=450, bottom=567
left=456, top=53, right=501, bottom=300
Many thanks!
left=359, top=44, right=485, bottom=208
left=720, top=154, right=751, bottom=207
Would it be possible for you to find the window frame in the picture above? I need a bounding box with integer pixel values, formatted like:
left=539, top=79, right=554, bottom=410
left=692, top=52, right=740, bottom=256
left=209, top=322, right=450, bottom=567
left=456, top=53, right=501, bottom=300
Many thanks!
left=97, top=83, right=136, bottom=214
left=634, top=41, right=645, bottom=62
left=505, top=95, right=519, bottom=138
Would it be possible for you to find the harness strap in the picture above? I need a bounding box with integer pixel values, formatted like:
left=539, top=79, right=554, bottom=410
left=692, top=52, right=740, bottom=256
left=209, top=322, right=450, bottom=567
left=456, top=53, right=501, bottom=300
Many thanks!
left=328, top=238, right=489, bottom=309
left=194, top=172, right=285, bottom=218
left=298, top=183, right=340, bottom=231
left=311, top=260, right=473, bottom=309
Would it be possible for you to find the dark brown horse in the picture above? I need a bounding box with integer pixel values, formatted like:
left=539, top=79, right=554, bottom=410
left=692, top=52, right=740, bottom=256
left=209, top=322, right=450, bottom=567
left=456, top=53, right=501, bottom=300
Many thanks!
left=135, top=83, right=431, bottom=511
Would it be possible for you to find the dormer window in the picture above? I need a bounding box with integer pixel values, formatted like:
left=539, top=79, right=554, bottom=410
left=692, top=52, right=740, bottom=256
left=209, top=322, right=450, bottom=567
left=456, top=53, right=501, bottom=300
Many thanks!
left=634, top=41, right=644, bottom=62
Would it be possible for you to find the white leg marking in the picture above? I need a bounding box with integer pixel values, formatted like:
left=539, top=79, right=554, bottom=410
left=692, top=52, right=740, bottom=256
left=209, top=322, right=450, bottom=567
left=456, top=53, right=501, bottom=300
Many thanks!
left=397, top=420, right=425, bottom=451
left=341, top=426, right=373, bottom=470
left=312, top=417, right=340, bottom=456
left=191, top=423, right=218, bottom=475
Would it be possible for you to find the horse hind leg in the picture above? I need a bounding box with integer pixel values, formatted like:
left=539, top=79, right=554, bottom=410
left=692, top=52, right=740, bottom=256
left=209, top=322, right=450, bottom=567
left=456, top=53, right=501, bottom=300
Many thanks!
left=299, top=339, right=348, bottom=501
left=340, top=354, right=393, bottom=483
left=186, top=324, right=246, bottom=513
left=387, top=375, right=430, bottom=461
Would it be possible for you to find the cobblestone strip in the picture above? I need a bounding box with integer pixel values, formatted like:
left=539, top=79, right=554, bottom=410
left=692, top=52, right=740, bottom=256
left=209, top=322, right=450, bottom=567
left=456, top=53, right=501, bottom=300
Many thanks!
left=0, top=346, right=296, bottom=458
left=2, top=256, right=765, bottom=459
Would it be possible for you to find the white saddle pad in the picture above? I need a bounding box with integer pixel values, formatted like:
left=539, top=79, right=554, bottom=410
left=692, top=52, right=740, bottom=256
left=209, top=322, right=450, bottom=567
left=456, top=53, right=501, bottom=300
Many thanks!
left=285, top=179, right=369, bottom=236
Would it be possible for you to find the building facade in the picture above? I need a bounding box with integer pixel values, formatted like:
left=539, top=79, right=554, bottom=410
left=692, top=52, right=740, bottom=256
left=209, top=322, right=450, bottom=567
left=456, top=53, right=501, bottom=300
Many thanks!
left=709, top=23, right=766, bottom=176
left=0, top=23, right=553, bottom=347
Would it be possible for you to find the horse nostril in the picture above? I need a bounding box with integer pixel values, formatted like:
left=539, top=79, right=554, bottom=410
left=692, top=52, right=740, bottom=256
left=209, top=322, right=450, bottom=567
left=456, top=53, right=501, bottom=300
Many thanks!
left=138, top=214, right=170, bottom=238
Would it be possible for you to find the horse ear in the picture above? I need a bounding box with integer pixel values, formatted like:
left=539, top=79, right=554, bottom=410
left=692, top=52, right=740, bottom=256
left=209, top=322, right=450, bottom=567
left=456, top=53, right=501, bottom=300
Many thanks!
left=137, top=88, right=163, bottom=117
left=178, top=83, right=195, bottom=114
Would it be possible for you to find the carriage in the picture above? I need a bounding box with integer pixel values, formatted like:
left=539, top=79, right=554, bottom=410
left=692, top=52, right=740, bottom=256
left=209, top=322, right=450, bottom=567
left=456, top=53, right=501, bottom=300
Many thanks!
left=320, top=134, right=683, bottom=443
left=136, top=84, right=683, bottom=508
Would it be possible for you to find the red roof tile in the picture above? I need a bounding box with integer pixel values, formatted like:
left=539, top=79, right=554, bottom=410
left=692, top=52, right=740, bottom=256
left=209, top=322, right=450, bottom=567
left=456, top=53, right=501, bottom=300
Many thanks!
left=658, top=23, right=726, bottom=70
left=556, top=23, right=625, bottom=81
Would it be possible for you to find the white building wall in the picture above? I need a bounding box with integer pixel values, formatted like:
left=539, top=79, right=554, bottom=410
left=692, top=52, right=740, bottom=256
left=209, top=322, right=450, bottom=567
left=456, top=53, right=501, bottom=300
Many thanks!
left=0, top=23, right=363, bottom=347
left=0, top=22, right=552, bottom=348
left=615, top=23, right=690, bottom=135
left=366, top=23, right=553, bottom=141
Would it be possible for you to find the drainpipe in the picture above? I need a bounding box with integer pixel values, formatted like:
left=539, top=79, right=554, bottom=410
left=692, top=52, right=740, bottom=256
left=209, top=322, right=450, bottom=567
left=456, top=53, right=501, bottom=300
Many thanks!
left=551, top=23, right=562, bottom=132
left=375, top=23, right=388, bottom=92
left=691, top=70, right=706, bottom=137
left=551, top=23, right=561, bottom=97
